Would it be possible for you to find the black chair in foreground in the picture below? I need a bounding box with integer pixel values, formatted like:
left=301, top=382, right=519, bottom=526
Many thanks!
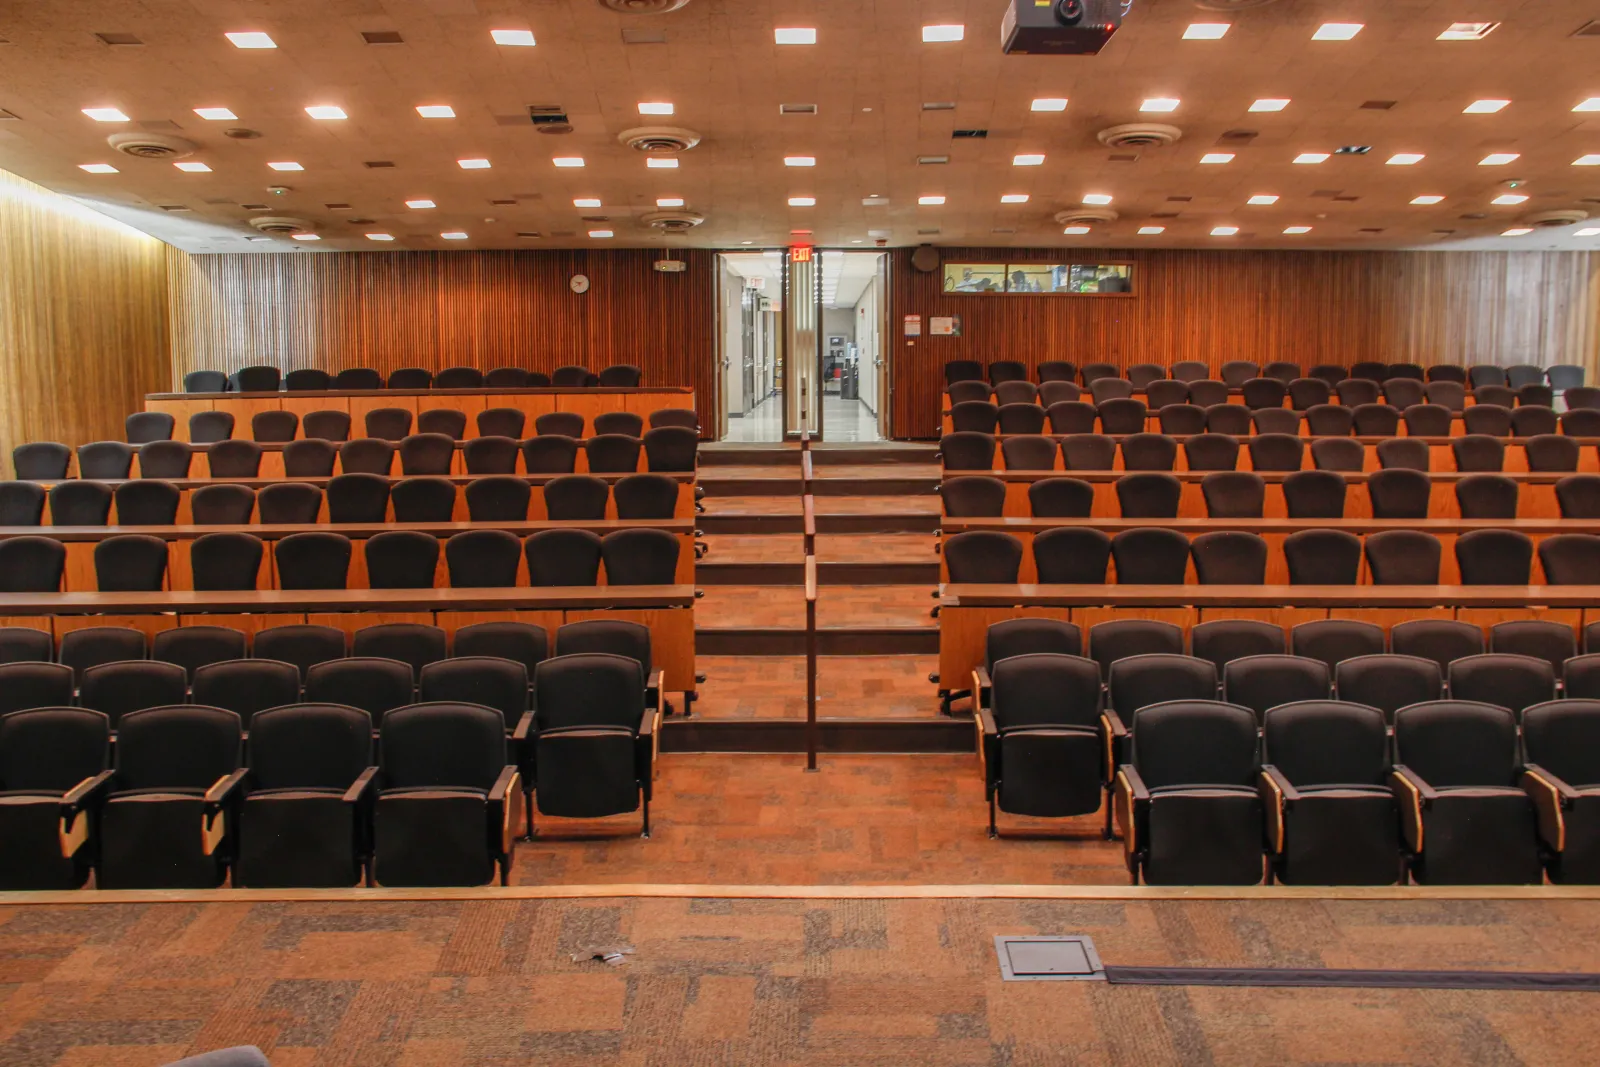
left=1521, top=699, right=1600, bottom=884
left=978, top=653, right=1106, bottom=837
left=0, top=707, right=110, bottom=889
left=971, top=618, right=1084, bottom=713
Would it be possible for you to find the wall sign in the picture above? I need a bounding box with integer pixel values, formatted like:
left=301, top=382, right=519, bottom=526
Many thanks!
left=930, top=315, right=961, bottom=336
left=903, top=314, right=922, bottom=337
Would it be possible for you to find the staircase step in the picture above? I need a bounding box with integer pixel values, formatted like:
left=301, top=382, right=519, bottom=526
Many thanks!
left=697, top=560, right=939, bottom=585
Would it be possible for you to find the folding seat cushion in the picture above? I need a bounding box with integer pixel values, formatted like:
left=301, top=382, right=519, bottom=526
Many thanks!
left=980, top=653, right=1106, bottom=830
left=1392, top=701, right=1541, bottom=884
left=529, top=653, right=653, bottom=831
left=1114, top=700, right=1264, bottom=885
left=0, top=707, right=109, bottom=889
left=1520, top=700, right=1600, bottom=883
left=1261, top=701, right=1400, bottom=885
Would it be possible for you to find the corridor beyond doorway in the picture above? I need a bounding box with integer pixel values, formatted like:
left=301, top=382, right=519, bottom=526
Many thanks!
left=820, top=251, right=886, bottom=442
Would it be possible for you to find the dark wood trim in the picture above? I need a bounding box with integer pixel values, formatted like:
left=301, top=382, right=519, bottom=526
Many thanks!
left=0, top=585, right=694, bottom=613
left=696, top=627, right=939, bottom=656
left=659, top=718, right=973, bottom=753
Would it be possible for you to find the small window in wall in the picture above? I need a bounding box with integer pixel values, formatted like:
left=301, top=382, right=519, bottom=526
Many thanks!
left=942, top=262, right=1134, bottom=295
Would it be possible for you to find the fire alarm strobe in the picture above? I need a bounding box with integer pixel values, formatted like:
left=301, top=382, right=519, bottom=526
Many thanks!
left=1001, top=0, right=1128, bottom=55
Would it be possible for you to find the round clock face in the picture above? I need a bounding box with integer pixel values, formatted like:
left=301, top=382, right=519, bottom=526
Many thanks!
left=570, top=273, right=590, bottom=294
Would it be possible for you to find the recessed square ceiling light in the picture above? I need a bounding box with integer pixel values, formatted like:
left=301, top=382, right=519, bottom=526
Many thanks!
left=788, top=196, right=816, bottom=206
left=774, top=27, right=816, bottom=44
left=1575, top=155, right=1600, bottom=166
left=1464, top=99, right=1510, bottom=114
left=1492, top=193, right=1529, bottom=204
left=589, top=229, right=613, bottom=238
left=573, top=198, right=602, bottom=208
left=1083, top=193, right=1113, bottom=205
left=919, top=195, right=946, bottom=205
left=78, top=163, right=119, bottom=173
left=1183, top=23, right=1229, bottom=39
left=225, top=31, right=276, bottom=48
left=1141, top=98, right=1180, bottom=112
left=1000, top=194, right=1029, bottom=203
left=638, top=102, right=674, bottom=115
left=1249, top=98, right=1290, bottom=112
left=1577, top=227, right=1600, bottom=236
left=1012, top=153, right=1045, bottom=166
left=922, top=24, right=964, bottom=42
left=416, top=104, right=455, bottom=118
left=405, top=199, right=435, bottom=209
left=1312, top=22, right=1363, bottom=40
left=1438, top=22, right=1498, bottom=40
left=1501, top=227, right=1533, bottom=236
left=1212, top=225, right=1240, bottom=235
left=1062, top=226, right=1091, bottom=234
left=1283, top=226, right=1313, bottom=234
left=193, top=107, right=237, bottom=120
left=1386, top=153, right=1425, bottom=165
left=656, top=197, right=684, bottom=207
left=458, top=158, right=491, bottom=169
left=553, top=157, right=585, bottom=167
left=646, top=157, right=678, bottom=168
left=1576, top=98, right=1600, bottom=112
left=1200, top=153, right=1234, bottom=164
left=1411, top=195, right=1446, bottom=204
left=1031, top=98, right=1068, bottom=111
left=268, top=161, right=303, bottom=171
left=82, top=107, right=129, bottom=122
left=365, top=232, right=395, bottom=241
left=1480, top=153, right=1520, bottom=165
left=1247, top=194, right=1279, bottom=205
left=491, top=29, right=536, bottom=46
left=784, top=156, right=816, bottom=167
left=440, top=231, right=469, bottom=240
left=1138, top=226, right=1165, bottom=234
left=1294, top=152, right=1330, bottom=164
left=305, top=105, right=347, bottom=119
left=173, top=161, right=212, bottom=172
left=290, top=233, right=320, bottom=241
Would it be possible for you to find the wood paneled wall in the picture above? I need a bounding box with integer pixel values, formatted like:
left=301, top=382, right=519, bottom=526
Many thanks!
left=0, top=169, right=170, bottom=476
left=167, top=248, right=715, bottom=413
left=889, top=247, right=1600, bottom=438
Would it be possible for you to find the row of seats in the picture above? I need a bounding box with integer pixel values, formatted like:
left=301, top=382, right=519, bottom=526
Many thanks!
left=945, top=358, right=1585, bottom=390
left=127, top=406, right=699, bottom=445
left=183, top=364, right=643, bottom=393
left=1, top=472, right=683, bottom=526
left=0, top=525, right=682, bottom=592
left=949, top=377, right=1571, bottom=411
left=942, top=431, right=1591, bottom=474
left=15, top=427, right=700, bottom=480
left=945, top=526, right=1598, bottom=586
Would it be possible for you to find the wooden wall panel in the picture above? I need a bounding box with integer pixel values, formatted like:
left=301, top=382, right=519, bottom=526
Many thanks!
left=889, top=247, right=1600, bottom=438
left=0, top=169, right=170, bottom=477
left=166, top=247, right=716, bottom=415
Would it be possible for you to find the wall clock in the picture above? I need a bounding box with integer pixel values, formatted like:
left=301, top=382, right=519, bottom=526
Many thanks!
left=570, top=274, right=590, bottom=294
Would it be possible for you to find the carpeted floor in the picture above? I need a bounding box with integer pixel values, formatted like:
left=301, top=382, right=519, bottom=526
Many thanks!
left=3, top=896, right=1599, bottom=1066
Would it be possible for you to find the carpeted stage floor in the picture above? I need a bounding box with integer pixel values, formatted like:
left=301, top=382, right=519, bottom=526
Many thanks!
left=4, top=895, right=1600, bottom=1066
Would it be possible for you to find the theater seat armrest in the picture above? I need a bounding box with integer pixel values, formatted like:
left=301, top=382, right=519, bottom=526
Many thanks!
left=488, top=767, right=521, bottom=857
left=972, top=667, right=993, bottom=711
left=512, top=711, right=535, bottom=743
left=1101, top=710, right=1129, bottom=780
left=342, top=767, right=379, bottom=805
left=647, top=669, right=664, bottom=708
left=1522, top=764, right=1575, bottom=853
left=1259, top=766, right=1299, bottom=856
left=976, top=706, right=999, bottom=787
left=58, top=771, right=114, bottom=858
left=61, top=769, right=114, bottom=811
left=202, top=771, right=248, bottom=857
left=488, top=765, right=519, bottom=804
left=204, top=768, right=250, bottom=807
left=1112, top=765, right=1149, bottom=867
left=1389, top=765, right=1434, bottom=855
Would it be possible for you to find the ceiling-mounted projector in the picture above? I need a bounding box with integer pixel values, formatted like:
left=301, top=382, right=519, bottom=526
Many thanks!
left=1002, top=0, right=1130, bottom=54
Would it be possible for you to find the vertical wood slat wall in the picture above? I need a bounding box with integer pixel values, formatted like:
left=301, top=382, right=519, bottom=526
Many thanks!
left=0, top=169, right=170, bottom=477
left=166, top=247, right=717, bottom=414
left=887, top=247, right=1600, bottom=439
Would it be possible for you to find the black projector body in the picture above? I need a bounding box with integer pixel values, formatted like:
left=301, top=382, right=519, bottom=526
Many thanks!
left=1001, top=0, right=1128, bottom=55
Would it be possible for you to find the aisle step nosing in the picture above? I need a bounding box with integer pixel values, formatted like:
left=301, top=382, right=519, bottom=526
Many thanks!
left=696, top=562, right=938, bottom=585
left=699, top=514, right=941, bottom=535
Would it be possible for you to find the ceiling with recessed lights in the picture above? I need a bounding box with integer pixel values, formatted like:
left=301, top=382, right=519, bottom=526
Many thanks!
left=4, top=0, right=1600, bottom=252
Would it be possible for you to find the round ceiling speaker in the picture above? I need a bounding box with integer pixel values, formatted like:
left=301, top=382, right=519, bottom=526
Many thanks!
left=1096, top=124, right=1182, bottom=149
left=1522, top=209, right=1590, bottom=228
left=910, top=245, right=940, bottom=273
left=617, top=126, right=702, bottom=152
left=248, top=216, right=314, bottom=235
left=1054, top=207, right=1120, bottom=225
left=640, top=209, right=705, bottom=232
left=107, top=132, right=198, bottom=159
left=599, top=0, right=690, bottom=10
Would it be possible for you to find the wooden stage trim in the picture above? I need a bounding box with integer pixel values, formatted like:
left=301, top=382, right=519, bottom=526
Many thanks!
left=4, top=882, right=1599, bottom=905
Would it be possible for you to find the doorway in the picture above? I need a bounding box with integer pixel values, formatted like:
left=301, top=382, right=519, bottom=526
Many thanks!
left=819, top=251, right=888, bottom=442
left=716, top=251, right=784, bottom=442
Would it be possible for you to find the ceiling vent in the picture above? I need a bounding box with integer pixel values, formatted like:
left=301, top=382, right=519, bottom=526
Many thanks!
left=249, top=216, right=314, bottom=235
left=599, top=0, right=691, bottom=12
left=107, top=132, right=197, bottom=159
left=361, top=30, right=403, bottom=44
left=639, top=209, right=705, bottom=232
left=223, top=127, right=262, bottom=139
left=779, top=103, right=817, bottom=115
left=1523, top=208, right=1591, bottom=227
left=951, top=129, right=988, bottom=139
left=1097, top=123, right=1182, bottom=149
left=1055, top=207, right=1119, bottom=225
left=528, top=105, right=572, bottom=134
left=618, top=126, right=701, bottom=152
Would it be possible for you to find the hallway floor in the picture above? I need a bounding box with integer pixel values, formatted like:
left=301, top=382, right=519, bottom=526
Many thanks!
left=721, top=394, right=883, bottom=442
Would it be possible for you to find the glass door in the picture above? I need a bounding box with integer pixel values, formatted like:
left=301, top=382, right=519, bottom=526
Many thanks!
left=783, top=247, right=821, bottom=439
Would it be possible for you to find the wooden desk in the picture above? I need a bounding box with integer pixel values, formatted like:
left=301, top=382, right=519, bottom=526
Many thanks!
left=0, top=585, right=698, bottom=691
left=943, top=469, right=1575, bottom=520
left=147, top=386, right=694, bottom=442
left=28, top=472, right=697, bottom=523
left=937, top=582, right=1596, bottom=689
left=938, top=517, right=1598, bottom=585
left=0, top=518, right=697, bottom=590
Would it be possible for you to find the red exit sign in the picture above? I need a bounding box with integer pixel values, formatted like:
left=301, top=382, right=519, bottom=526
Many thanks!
left=790, top=245, right=813, bottom=262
